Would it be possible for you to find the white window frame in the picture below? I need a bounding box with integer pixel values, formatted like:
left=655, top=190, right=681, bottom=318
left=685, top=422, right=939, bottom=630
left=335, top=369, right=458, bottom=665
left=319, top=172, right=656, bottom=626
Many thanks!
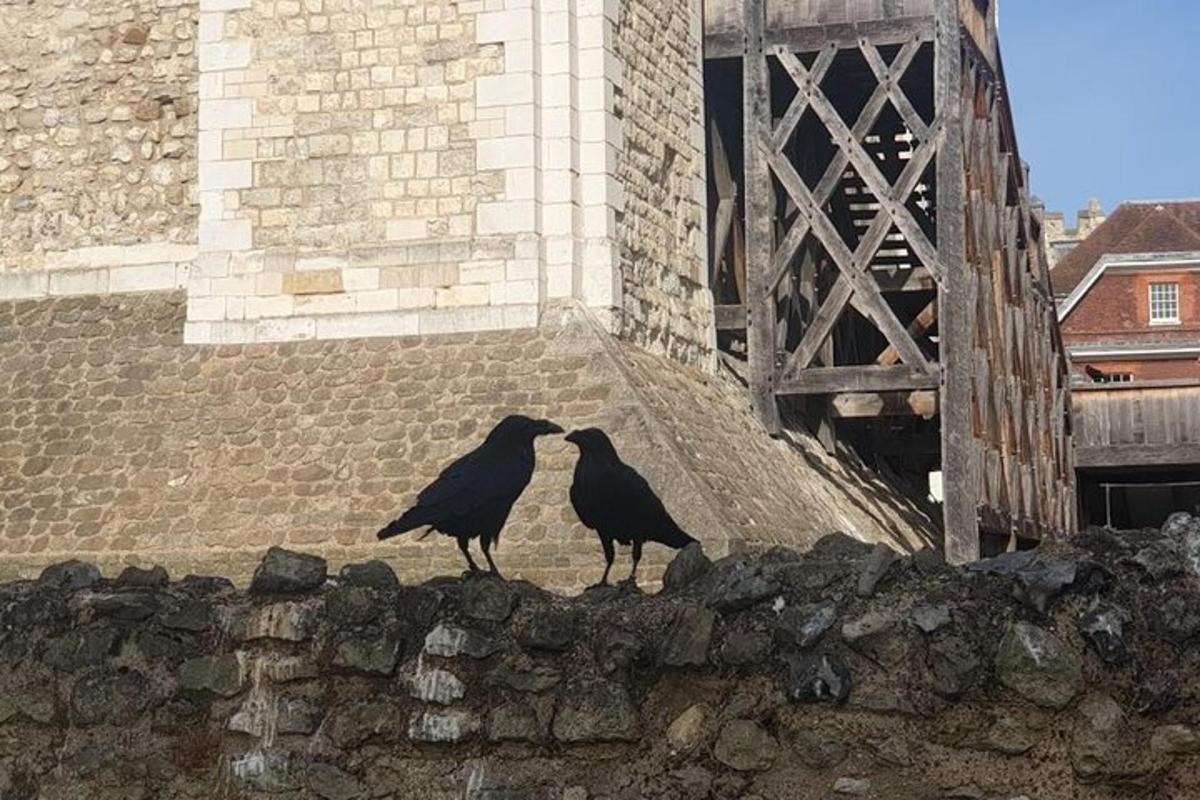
left=1148, top=282, right=1180, bottom=325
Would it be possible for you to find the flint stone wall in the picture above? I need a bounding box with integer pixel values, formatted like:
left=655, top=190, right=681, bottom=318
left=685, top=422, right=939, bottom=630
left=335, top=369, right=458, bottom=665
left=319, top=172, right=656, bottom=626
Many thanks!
left=4, top=516, right=1200, bottom=799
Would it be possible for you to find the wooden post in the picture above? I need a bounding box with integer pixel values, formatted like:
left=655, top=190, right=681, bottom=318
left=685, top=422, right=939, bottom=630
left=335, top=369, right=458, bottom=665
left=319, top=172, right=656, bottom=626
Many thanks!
left=742, top=0, right=780, bottom=432
left=935, top=0, right=980, bottom=564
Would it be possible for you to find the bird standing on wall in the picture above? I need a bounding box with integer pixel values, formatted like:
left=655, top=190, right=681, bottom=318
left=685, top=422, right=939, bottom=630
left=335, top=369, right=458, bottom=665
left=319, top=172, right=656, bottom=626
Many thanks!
left=564, top=428, right=696, bottom=585
left=377, top=415, right=564, bottom=576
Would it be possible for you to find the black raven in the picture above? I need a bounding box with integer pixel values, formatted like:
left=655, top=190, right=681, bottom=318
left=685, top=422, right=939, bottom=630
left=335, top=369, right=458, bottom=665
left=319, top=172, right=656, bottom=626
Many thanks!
left=565, top=428, right=696, bottom=585
left=377, top=414, right=564, bottom=575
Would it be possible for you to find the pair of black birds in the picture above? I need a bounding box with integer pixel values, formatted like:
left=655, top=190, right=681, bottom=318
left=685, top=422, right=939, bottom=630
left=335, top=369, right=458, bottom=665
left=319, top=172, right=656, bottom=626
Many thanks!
left=377, top=415, right=695, bottom=584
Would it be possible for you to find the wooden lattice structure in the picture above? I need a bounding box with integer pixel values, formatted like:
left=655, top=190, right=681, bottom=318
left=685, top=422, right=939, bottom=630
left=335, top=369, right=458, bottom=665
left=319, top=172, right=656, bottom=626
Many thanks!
left=704, top=0, right=1075, bottom=561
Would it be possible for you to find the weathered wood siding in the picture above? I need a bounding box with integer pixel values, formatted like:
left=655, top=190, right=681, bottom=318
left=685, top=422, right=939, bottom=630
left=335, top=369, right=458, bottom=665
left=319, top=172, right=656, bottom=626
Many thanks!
left=705, top=0, right=935, bottom=37
left=1073, top=382, right=1200, bottom=468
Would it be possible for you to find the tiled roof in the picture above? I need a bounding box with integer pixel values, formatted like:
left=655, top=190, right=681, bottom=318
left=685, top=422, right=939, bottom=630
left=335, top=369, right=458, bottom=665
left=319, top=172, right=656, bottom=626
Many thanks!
left=1050, top=201, right=1200, bottom=296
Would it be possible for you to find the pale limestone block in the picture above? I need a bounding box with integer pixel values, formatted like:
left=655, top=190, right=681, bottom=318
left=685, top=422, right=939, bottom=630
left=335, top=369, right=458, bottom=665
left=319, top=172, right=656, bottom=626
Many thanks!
left=294, top=293, right=357, bottom=315
left=354, top=289, right=400, bottom=312
left=504, top=40, right=535, bottom=72
left=576, top=77, right=612, bottom=113
left=540, top=74, right=571, bottom=108
left=199, top=73, right=225, bottom=100
left=577, top=16, right=612, bottom=48
left=475, top=9, right=533, bottom=44
left=201, top=160, right=252, bottom=190
left=199, top=191, right=226, bottom=222
left=198, top=130, right=223, bottom=161
left=541, top=42, right=571, bottom=75
left=223, top=139, right=257, bottom=160
left=254, top=317, right=315, bottom=342
left=504, top=167, right=537, bottom=201
left=316, top=312, right=419, bottom=340
left=506, top=258, right=539, bottom=281
left=200, top=0, right=251, bottom=10
left=386, top=219, right=430, bottom=241
left=53, top=242, right=197, bottom=269
left=198, top=12, right=224, bottom=42
left=49, top=269, right=109, bottom=296
left=199, top=98, right=252, bottom=131
left=490, top=279, right=538, bottom=305
left=183, top=322, right=213, bottom=344
left=188, top=296, right=226, bottom=321
left=200, top=41, right=253, bottom=72
left=459, top=260, right=506, bottom=284
left=435, top=284, right=490, bottom=308
left=200, top=219, right=252, bottom=251
left=505, top=105, right=536, bottom=136
left=208, top=320, right=255, bottom=343
left=342, top=268, right=381, bottom=292
left=502, top=304, right=539, bottom=329
left=582, top=204, right=614, bottom=238
left=256, top=273, right=284, bottom=295
left=541, top=204, right=573, bottom=236
left=476, top=74, right=534, bottom=108
left=544, top=262, right=573, bottom=298
left=396, top=287, right=436, bottom=308
left=542, top=11, right=570, bottom=43
left=419, top=306, right=505, bottom=335
left=193, top=252, right=231, bottom=279
left=0, top=272, right=48, bottom=299
left=578, top=141, right=617, bottom=177
left=283, top=270, right=344, bottom=295
left=476, top=200, right=536, bottom=235
left=109, top=264, right=180, bottom=293
left=244, top=295, right=294, bottom=319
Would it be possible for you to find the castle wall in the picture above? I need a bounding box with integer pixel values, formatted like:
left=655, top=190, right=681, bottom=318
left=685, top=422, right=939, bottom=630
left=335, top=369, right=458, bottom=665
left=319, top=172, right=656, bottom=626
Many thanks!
left=0, top=0, right=199, bottom=288
left=615, top=0, right=713, bottom=367
left=0, top=292, right=929, bottom=590
left=1, top=0, right=714, bottom=361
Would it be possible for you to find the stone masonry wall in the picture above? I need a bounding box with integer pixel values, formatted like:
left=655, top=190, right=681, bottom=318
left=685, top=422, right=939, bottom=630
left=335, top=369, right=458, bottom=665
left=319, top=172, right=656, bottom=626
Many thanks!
left=191, top=0, right=544, bottom=344
left=614, top=0, right=712, bottom=368
left=0, top=0, right=199, bottom=274
left=0, top=291, right=930, bottom=590
left=4, top=518, right=1200, bottom=799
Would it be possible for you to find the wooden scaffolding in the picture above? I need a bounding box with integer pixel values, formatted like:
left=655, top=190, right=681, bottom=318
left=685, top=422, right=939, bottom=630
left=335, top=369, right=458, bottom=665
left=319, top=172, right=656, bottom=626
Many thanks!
left=704, top=0, right=1076, bottom=562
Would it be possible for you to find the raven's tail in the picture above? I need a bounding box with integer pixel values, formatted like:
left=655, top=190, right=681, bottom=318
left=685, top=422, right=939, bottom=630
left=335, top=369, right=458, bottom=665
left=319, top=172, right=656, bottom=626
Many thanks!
left=657, top=518, right=696, bottom=550
left=377, top=507, right=432, bottom=541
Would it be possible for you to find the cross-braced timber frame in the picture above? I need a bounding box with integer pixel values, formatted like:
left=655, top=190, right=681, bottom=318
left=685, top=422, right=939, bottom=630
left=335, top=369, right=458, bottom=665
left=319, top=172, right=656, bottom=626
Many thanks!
left=708, top=0, right=1075, bottom=561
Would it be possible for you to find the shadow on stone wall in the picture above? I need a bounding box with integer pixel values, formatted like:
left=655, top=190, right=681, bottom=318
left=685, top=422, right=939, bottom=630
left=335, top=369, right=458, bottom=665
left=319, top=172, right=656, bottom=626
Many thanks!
left=3, top=513, right=1200, bottom=798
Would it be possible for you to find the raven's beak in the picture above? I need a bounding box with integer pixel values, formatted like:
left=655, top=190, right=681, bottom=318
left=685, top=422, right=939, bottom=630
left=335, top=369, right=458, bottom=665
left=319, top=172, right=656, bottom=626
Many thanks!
left=539, top=420, right=565, bottom=436
left=564, top=430, right=580, bottom=444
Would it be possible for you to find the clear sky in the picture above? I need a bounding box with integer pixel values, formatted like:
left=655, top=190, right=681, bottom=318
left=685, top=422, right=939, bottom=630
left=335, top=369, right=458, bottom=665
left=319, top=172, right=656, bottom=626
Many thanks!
left=1000, top=0, right=1200, bottom=217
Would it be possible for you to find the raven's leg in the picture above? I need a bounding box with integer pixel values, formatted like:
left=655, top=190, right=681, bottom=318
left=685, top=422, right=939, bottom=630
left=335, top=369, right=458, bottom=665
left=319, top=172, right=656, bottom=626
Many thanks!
left=629, top=539, right=643, bottom=583
left=457, top=537, right=481, bottom=572
left=481, top=535, right=503, bottom=577
left=599, top=536, right=615, bottom=586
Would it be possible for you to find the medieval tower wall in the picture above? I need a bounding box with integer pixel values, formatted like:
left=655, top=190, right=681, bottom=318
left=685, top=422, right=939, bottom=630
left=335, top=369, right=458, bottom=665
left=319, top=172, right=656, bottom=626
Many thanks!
left=0, top=0, right=932, bottom=588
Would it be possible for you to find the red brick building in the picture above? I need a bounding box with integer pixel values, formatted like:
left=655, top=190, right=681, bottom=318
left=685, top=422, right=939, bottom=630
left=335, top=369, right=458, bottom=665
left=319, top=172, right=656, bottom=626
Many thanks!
left=1055, top=200, right=1200, bottom=382
left=1053, top=200, right=1200, bottom=529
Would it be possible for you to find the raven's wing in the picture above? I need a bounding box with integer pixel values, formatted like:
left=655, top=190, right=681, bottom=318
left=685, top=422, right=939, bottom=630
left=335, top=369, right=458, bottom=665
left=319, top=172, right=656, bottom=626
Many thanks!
left=413, top=442, right=532, bottom=515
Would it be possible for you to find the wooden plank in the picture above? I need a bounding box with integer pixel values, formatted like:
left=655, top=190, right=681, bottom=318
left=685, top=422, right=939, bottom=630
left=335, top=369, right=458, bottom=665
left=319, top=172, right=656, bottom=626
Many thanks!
left=714, top=304, right=747, bottom=330
left=829, top=390, right=939, bottom=418
left=780, top=275, right=853, bottom=378
left=934, top=0, right=978, bottom=565
left=776, top=47, right=944, bottom=283
left=1075, top=443, right=1200, bottom=470
left=777, top=364, right=941, bottom=395
left=878, top=299, right=937, bottom=366
left=742, top=0, right=779, bottom=431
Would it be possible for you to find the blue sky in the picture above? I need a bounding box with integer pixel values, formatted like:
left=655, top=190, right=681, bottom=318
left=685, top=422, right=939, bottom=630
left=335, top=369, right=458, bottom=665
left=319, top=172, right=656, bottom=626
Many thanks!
left=1001, top=0, right=1200, bottom=217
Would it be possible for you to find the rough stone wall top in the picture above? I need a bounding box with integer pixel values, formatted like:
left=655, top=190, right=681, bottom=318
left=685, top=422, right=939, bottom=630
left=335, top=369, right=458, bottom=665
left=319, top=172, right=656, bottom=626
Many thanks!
left=0, top=0, right=198, bottom=271
left=4, top=518, right=1200, bottom=798
left=615, top=0, right=713, bottom=368
left=0, top=291, right=929, bottom=590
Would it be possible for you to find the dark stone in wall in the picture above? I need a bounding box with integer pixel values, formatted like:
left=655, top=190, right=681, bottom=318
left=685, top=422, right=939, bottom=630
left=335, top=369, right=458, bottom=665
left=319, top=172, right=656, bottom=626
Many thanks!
left=2, top=525, right=1200, bottom=798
